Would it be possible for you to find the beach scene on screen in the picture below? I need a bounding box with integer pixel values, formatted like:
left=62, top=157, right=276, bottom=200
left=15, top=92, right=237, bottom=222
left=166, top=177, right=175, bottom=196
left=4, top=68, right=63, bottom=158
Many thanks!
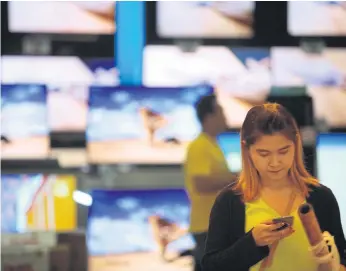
left=157, top=1, right=254, bottom=38
left=87, top=85, right=212, bottom=164
left=1, top=84, right=49, bottom=159
left=88, top=189, right=194, bottom=271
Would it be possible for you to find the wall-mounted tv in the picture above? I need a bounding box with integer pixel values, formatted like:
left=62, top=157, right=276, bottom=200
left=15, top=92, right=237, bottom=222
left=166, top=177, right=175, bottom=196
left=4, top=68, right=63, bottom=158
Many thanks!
left=87, top=188, right=194, bottom=271
left=87, top=85, right=213, bottom=164
left=316, top=133, right=346, bottom=231
left=271, top=47, right=346, bottom=128
left=288, top=1, right=346, bottom=37
left=1, top=84, right=49, bottom=159
left=143, top=45, right=271, bottom=128
left=156, top=1, right=255, bottom=39
left=1, top=55, right=118, bottom=133
left=8, top=1, right=116, bottom=34
left=1, top=174, right=76, bottom=233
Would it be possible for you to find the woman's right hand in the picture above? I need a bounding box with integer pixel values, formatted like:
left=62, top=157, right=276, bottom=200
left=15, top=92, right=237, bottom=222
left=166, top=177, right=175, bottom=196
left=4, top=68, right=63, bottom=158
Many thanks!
left=252, top=222, right=295, bottom=247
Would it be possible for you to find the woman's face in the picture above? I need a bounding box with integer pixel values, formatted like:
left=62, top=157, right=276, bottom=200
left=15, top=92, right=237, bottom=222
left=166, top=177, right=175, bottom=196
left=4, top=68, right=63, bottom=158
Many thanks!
left=249, top=133, right=295, bottom=183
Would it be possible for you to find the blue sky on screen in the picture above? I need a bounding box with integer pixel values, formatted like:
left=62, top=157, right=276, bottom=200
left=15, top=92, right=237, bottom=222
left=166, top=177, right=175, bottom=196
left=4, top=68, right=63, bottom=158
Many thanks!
left=87, top=85, right=213, bottom=141
left=1, top=84, right=49, bottom=137
left=1, top=84, right=47, bottom=104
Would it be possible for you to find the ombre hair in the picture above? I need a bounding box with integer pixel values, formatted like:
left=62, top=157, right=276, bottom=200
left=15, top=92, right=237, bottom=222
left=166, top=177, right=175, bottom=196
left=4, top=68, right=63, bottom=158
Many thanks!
left=233, top=103, right=319, bottom=202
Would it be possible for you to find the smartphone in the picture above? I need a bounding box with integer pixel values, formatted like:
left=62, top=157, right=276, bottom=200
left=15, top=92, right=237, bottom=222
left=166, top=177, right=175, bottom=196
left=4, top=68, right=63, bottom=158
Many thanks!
left=272, top=216, right=294, bottom=231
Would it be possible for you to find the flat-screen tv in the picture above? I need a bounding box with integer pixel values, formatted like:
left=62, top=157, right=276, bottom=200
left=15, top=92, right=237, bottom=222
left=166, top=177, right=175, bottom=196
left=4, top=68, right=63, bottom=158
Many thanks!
left=87, top=85, right=213, bottom=164
left=271, top=47, right=346, bottom=128
left=8, top=1, right=116, bottom=34
left=156, top=1, right=255, bottom=38
left=316, top=133, right=346, bottom=232
left=1, top=55, right=118, bottom=132
left=217, top=132, right=241, bottom=172
left=1, top=174, right=77, bottom=233
left=143, top=45, right=271, bottom=128
left=87, top=188, right=194, bottom=271
left=288, top=1, right=346, bottom=37
left=1, top=84, right=50, bottom=159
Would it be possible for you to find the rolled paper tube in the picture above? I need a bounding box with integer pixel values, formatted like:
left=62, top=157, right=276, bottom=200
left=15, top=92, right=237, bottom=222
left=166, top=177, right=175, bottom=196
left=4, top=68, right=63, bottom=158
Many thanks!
left=298, top=203, right=333, bottom=271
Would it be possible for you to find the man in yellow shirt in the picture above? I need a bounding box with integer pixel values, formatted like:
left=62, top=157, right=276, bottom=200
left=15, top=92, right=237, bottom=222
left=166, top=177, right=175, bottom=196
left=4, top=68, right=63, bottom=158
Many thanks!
left=184, top=94, right=237, bottom=271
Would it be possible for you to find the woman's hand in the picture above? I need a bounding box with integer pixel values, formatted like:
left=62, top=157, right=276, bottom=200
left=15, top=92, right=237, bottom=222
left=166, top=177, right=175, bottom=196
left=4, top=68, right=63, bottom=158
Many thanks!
left=252, top=221, right=295, bottom=247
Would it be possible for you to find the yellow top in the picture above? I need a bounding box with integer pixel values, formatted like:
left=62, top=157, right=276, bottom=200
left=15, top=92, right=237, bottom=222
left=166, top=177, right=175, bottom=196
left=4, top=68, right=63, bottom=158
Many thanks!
left=184, top=133, right=229, bottom=233
left=245, top=198, right=318, bottom=271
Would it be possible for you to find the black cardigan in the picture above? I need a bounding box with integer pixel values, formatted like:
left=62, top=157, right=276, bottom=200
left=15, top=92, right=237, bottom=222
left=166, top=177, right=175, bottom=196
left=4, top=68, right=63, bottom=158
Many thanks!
left=202, top=184, right=346, bottom=271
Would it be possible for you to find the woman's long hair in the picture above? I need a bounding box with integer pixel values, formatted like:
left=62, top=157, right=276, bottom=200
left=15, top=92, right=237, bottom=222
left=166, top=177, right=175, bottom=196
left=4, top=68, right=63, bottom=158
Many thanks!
left=233, top=103, right=319, bottom=202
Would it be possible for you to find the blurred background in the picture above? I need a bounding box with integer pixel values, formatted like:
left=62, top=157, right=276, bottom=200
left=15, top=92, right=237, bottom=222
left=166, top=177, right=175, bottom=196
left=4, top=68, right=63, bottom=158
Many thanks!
left=1, top=1, right=346, bottom=271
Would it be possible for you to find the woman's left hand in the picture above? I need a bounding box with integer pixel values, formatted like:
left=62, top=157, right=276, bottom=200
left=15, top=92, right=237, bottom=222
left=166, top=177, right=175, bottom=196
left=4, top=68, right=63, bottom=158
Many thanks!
left=310, top=231, right=341, bottom=271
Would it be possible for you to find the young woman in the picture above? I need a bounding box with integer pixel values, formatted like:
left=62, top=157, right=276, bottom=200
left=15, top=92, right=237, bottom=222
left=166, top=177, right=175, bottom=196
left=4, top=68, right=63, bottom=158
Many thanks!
left=202, top=103, right=346, bottom=271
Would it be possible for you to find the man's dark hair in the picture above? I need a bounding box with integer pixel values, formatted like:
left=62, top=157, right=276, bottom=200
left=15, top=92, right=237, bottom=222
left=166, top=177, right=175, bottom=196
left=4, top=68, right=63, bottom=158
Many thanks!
left=195, top=94, right=217, bottom=124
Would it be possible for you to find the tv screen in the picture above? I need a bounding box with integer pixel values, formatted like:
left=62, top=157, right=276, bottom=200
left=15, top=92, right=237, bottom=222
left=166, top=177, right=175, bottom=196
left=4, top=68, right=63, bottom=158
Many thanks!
left=1, top=55, right=118, bottom=132
left=1, top=84, right=49, bottom=159
left=1, top=174, right=77, bottom=233
left=271, top=47, right=346, bottom=127
left=87, top=188, right=194, bottom=271
left=87, top=85, right=213, bottom=164
left=156, top=1, right=255, bottom=38
left=143, top=45, right=271, bottom=128
left=288, top=1, right=346, bottom=37
left=8, top=1, right=116, bottom=34
left=217, top=132, right=241, bottom=172
left=316, top=133, right=346, bottom=231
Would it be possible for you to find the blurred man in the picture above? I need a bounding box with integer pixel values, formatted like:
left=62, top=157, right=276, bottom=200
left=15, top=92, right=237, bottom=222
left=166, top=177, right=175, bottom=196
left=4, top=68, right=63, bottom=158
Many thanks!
left=184, top=94, right=237, bottom=271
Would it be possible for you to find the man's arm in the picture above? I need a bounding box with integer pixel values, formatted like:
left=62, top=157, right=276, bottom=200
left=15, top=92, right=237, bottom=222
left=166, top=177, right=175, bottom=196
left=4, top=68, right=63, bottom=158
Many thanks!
left=185, top=143, right=237, bottom=194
